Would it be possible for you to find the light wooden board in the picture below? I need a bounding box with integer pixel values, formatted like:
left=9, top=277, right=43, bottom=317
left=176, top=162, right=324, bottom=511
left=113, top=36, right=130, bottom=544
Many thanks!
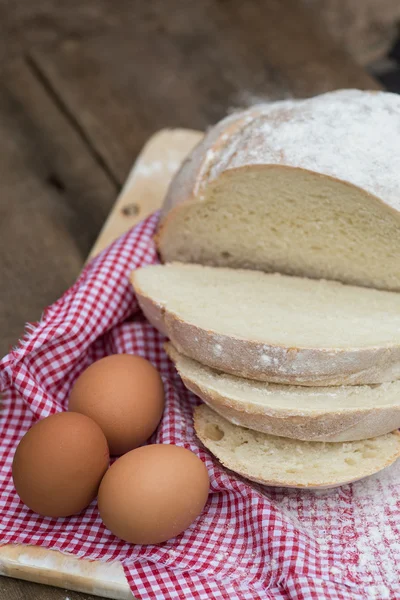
left=89, top=128, right=202, bottom=259
left=0, top=128, right=203, bottom=599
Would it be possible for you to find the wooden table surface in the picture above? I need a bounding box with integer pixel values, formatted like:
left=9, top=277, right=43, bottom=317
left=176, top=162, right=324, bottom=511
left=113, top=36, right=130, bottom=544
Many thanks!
left=0, top=1, right=380, bottom=598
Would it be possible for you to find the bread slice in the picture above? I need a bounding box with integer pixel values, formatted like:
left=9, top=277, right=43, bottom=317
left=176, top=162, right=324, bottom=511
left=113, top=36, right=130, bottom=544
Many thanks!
left=156, top=89, right=400, bottom=291
left=166, top=344, right=400, bottom=442
left=194, top=404, right=400, bottom=488
left=132, top=263, right=400, bottom=386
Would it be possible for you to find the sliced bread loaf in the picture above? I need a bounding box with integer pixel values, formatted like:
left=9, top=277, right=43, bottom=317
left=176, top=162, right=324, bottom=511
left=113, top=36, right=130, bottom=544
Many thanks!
left=194, top=404, right=400, bottom=488
left=132, top=263, right=400, bottom=386
left=156, top=89, right=400, bottom=291
left=166, top=344, right=400, bottom=442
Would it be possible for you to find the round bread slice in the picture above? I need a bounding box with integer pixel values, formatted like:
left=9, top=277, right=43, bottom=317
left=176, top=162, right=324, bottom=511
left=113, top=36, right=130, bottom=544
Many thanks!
left=132, top=263, right=400, bottom=386
left=166, top=344, right=400, bottom=442
left=194, top=404, right=400, bottom=489
left=156, top=89, right=400, bottom=291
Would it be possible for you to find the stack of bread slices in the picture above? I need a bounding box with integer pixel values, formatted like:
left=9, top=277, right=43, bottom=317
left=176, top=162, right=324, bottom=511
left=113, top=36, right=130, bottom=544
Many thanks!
left=132, top=89, right=400, bottom=489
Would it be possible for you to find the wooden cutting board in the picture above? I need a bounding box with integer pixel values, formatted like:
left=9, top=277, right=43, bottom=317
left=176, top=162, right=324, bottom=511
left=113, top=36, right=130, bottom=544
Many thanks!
left=0, top=128, right=203, bottom=599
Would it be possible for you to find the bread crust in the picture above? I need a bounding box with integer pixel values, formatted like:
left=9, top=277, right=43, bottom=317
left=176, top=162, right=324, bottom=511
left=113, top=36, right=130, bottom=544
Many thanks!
left=194, top=405, right=400, bottom=489
left=200, top=395, right=400, bottom=443
left=165, top=344, right=400, bottom=442
left=132, top=272, right=400, bottom=386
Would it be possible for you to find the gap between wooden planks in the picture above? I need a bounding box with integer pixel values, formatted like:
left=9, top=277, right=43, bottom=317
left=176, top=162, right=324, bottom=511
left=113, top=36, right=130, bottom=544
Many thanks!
left=0, top=128, right=203, bottom=600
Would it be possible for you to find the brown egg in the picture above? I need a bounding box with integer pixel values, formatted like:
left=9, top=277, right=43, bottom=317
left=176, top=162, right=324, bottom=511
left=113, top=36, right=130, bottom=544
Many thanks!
left=68, top=354, right=164, bottom=455
left=12, top=412, right=109, bottom=517
left=98, top=444, right=210, bottom=544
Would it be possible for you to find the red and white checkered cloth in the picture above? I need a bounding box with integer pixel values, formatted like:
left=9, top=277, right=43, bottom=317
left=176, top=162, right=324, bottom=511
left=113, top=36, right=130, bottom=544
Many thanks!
left=1, top=213, right=399, bottom=600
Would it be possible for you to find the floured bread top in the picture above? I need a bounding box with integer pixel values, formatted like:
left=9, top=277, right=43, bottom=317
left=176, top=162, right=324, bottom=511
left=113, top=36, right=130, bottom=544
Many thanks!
left=196, top=89, right=400, bottom=209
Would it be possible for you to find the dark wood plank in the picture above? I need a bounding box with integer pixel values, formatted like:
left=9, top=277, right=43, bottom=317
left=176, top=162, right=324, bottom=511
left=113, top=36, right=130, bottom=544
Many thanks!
left=0, top=0, right=116, bottom=63
left=0, top=575, right=105, bottom=600
left=29, top=0, right=379, bottom=185
left=1, top=0, right=398, bottom=68
left=0, top=60, right=116, bottom=357
left=28, top=23, right=287, bottom=183
left=214, top=0, right=381, bottom=96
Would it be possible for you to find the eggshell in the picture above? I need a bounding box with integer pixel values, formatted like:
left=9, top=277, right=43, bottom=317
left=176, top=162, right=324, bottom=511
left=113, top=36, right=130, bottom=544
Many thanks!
left=12, top=412, right=109, bottom=517
left=98, top=444, right=210, bottom=544
left=68, top=354, right=164, bottom=455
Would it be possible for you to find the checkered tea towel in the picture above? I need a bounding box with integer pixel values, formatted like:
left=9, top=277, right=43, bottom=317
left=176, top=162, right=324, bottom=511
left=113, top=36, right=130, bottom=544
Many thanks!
left=1, top=213, right=399, bottom=600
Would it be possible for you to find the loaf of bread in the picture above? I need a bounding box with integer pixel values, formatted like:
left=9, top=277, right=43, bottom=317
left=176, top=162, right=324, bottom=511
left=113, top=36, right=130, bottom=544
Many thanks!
left=194, top=404, right=400, bottom=488
left=156, top=89, right=400, bottom=291
left=166, top=344, right=400, bottom=442
left=132, top=263, right=400, bottom=386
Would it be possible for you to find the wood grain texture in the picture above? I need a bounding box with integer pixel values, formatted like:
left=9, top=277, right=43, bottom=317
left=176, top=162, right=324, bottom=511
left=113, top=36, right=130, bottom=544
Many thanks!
left=0, top=0, right=397, bottom=67
left=29, top=0, right=379, bottom=185
left=0, top=60, right=115, bottom=357
left=300, top=0, right=400, bottom=64
left=0, top=128, right=199, bottom=600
